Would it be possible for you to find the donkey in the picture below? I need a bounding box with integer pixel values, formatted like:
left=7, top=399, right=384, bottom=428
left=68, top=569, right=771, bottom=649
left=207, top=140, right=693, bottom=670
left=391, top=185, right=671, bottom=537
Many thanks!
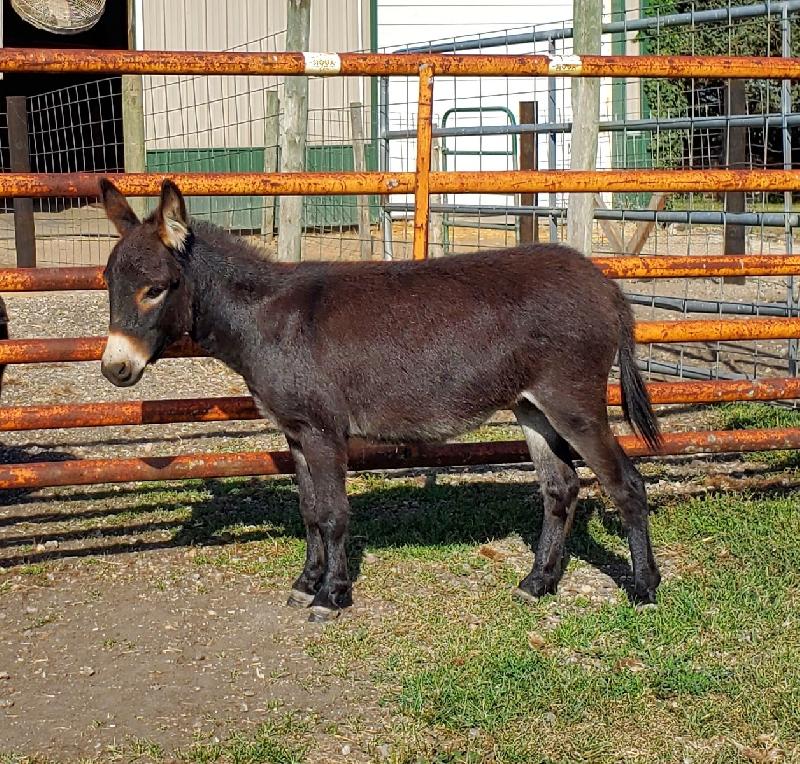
left=99, top=178, right=662, bottom=622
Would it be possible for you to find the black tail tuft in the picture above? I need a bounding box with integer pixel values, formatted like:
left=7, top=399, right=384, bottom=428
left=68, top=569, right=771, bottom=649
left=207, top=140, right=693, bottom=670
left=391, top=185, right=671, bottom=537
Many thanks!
left=0, top=296, right=7, bottom=398
left=618, top=311, right=662, bottom=452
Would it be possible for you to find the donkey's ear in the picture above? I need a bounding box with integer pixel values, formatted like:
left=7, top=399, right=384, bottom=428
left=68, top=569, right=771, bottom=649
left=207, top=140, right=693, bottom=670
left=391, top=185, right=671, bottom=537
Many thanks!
left=99, top=178, right=139, bottom=236
left=156, top=179, right=190, bottom=253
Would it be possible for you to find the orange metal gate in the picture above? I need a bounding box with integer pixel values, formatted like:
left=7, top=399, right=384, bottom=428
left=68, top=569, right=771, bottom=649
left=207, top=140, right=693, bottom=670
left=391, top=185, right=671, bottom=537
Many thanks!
left=1, top=48, right=800, bottom=489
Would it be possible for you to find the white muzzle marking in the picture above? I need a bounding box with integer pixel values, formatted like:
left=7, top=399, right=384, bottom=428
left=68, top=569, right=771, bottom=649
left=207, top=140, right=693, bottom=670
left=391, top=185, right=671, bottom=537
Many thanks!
left=102, top=331, right=149, bottom=384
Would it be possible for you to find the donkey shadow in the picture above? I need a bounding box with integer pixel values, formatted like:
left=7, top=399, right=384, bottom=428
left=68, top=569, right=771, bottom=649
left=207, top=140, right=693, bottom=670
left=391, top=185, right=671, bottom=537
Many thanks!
left=168, top=475, right=640, bottom=599
left=0, top=469, right=637, bottom=595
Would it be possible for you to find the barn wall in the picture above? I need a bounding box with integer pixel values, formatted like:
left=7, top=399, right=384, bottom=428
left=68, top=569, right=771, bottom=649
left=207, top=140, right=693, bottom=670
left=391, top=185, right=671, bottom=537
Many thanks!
left=140, top=0, right=371, bottom=150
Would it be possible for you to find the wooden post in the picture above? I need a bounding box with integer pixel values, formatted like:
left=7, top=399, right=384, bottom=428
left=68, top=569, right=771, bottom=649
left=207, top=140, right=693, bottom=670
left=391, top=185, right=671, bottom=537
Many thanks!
left=350, top=102, right=373, bottom=260
left=277, top=0, right=311, bottom=263
left=594, top=195, right=625, bottom=253
left=7, top=96, right=35, bottom=268
left=262, top=90, right=280, bottom=241
left=412, top=64, right=434, bottom=261
left=566, top=0, right=602, bottom=256
left=624, top=192, right=667, bottom=255
left=123, top=0, right=146, bottom=220
left=519, top=100, right=538, bottom=243
left=724, top=78, right=747, bottom=284
left=428, top=122, right=444, bottom=258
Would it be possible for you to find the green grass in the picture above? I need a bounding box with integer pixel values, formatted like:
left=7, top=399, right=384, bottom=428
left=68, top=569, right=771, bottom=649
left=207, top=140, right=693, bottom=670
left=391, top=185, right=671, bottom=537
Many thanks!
left=177, top=721, right=306, bottom=764
left=307, top=482, right=800, bottom=763
left=713, top=401, right=800, bottom=467
left=3, top=465, right=799, bottom=762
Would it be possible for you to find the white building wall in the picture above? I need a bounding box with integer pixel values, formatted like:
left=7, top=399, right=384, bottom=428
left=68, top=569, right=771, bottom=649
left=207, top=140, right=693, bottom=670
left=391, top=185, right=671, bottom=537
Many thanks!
left=377, top=0, right=616, bottom=210
left=139, top=0, right=370, bottom=150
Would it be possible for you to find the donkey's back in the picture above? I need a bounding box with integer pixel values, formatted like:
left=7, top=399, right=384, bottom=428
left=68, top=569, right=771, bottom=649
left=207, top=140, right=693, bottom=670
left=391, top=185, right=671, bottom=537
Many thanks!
left=271, top=244, right=631, bottom=443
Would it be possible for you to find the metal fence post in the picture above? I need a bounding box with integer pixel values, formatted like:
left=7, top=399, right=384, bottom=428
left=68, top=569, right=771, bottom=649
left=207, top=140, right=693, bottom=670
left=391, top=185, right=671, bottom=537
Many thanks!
left=519, top=100, right=538, bottom=243
left=7, top=96, right=35, bottom=268
left=782, top=3, right=797, bottom=375
left=547, top=37, right=558, bottom=242
left=379, top=76, right=394, bottom=260
left=412, top=64, right=434, bottom=260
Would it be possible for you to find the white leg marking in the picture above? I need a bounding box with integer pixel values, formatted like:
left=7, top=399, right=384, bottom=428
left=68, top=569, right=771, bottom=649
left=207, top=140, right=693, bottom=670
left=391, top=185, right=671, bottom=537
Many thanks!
left=518, top=390, right=541, bottom=409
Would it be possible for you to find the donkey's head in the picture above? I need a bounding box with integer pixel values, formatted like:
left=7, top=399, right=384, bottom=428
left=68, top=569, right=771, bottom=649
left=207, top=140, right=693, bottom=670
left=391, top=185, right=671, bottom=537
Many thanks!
left=99, top=179, right=193, bottom=387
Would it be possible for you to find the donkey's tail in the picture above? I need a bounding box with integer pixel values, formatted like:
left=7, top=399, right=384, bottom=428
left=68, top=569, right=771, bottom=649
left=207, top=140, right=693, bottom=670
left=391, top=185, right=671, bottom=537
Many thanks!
left=617, top=305, right=662, bottom=451
left=0, top=296, right=8, bottom=397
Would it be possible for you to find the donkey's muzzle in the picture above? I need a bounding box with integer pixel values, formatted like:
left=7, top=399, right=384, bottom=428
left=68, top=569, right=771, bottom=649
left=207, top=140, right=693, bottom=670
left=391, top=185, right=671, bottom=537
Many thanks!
left=101, top=331, right=148, bottom=387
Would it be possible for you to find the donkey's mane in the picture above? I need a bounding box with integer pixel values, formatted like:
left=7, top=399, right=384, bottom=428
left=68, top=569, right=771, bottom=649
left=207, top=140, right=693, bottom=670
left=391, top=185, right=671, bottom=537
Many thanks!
left=191, top=219, right=274, bottom=263
left=188, top=218, right=280, bottom=288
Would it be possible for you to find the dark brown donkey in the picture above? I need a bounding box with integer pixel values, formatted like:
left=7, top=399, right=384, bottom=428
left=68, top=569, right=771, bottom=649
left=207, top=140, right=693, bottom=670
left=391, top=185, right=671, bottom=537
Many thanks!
left=99, top=178, right=662, bottom=622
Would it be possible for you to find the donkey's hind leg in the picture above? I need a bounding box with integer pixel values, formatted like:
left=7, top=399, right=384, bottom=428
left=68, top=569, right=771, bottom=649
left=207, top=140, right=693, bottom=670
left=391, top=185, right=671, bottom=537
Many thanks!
left=530, top=389, right=661, bottom=604
left=513, top=399, right=580, bottom=602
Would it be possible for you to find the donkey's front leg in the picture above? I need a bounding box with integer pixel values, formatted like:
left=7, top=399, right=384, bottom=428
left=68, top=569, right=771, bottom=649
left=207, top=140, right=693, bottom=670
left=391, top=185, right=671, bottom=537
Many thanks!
left=298, top=430, right=352, bottom=622
left=286, top=436, right=326, bottom=608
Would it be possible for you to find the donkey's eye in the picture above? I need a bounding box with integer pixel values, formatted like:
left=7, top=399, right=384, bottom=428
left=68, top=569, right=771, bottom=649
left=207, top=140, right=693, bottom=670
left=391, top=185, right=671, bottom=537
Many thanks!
left=144, top=286, right=167, bottom=301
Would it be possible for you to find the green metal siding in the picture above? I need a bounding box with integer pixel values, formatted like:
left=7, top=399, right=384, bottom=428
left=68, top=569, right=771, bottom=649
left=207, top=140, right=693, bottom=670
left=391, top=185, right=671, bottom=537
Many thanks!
left=146, top=144, right=379, bottom=232
left=146, top=148, right=266, bottom=231
left=303, top=144, right=380, bottom=229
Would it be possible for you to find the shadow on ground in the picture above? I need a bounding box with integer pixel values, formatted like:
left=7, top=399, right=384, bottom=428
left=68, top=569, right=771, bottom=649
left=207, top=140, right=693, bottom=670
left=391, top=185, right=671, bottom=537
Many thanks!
left=2, top=460, right=797, bottom=597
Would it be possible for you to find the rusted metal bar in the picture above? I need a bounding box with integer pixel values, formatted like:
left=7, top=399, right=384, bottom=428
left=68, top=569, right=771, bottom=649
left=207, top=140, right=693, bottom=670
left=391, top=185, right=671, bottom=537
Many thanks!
left=0, top=396, right=257, bottom=431
left=607, top=376, right=800, bottom=406
left=429, top=170, right=800, bottom=195
left=2, top=377, right=799, bottom=433
left=2, top=169, right=800, bottom=199
left=593, top=254, right=800, bottom=279
left=633, top=317, right=800, bottom=344
left=0, top=48, right=799, bottom=79
left=615, top=427, right=800, bottom=457
left=0, top=427, right=799, bottom=490
left=0, top=172, right=415, bottom=198
left=413, top=64, right=435, bottom=261
left=1, top=255, right=799, bottom=293
left=1, top=318, right=798, bottom=365
left=0, top=267, right=106, bottom=291
left=0, top=336, right=203, bottom=364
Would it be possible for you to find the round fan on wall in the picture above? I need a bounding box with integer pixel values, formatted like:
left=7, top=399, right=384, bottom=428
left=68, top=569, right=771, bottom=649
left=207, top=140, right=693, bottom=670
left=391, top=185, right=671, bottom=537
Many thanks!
left=11, top=0, right=106, bottom=35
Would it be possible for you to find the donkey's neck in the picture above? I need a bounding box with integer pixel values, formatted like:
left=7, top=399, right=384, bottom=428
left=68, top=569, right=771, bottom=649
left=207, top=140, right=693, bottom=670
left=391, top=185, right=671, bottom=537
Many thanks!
left=182, top=223, right=286, bottom=375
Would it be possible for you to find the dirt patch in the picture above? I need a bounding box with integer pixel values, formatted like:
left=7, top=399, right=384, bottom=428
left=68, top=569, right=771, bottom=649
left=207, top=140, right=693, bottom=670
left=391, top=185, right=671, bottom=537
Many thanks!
left=0, top=544, right=380, bottom=760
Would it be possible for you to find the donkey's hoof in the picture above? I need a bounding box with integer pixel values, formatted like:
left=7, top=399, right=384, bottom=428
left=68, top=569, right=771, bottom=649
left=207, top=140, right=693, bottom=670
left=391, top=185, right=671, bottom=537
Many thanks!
left=632, top=586, right=658, bottom=606
left=308, top=605, right=342, bottom=623
left=513, top=577, right=556, bottom=604
left=286, top=588, right=315, bottom=608
left=511, top=586, right=538, bottom=605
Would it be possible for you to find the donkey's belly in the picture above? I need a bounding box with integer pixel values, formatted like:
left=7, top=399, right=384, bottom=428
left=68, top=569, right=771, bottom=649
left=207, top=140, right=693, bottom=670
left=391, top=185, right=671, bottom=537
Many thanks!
left=348, top=396, right=505, bottom=443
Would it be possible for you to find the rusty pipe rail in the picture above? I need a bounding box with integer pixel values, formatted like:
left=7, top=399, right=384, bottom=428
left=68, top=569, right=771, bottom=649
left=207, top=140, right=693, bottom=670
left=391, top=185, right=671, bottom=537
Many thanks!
left=0, top=396, right=257, bottom=431
left=3, top=170, right=800, bottom=198
left=0, top=427, right=798, bottom=490
left=0, top=48, right=799, bottom=79
left=1, top=378, right=799, bottom=432
left=1, top=255, right=800, bottom=293
left=0, top=318, right=798, bottom=365
left=0, top=336, right=203, bottom=365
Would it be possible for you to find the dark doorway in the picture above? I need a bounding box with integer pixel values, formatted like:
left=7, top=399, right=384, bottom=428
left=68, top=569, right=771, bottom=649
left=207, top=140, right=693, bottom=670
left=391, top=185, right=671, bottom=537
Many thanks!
left=1, top=0, right=128, bottom=209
